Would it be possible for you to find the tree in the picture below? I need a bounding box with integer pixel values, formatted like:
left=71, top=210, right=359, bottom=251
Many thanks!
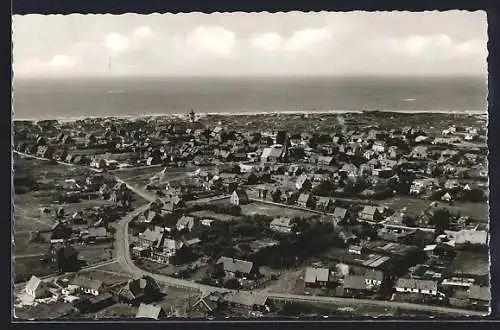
left=430, top=209, right=452, bottom=234
left=272, top=189, right=282, bottom=203
left=276, top=131, right=288, bottom=145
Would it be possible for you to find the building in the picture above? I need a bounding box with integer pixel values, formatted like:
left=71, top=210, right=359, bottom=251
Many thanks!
left=135, top=303, right=166, bottom=320
left=216, top=256, right=256, bottom=278
left=394, top=278, right=439, bottom=296
left=261, top=146, right=284, bottom=163
left=316, top=197, right=335, bottom=212
left=332, top=207, right=348, bottom=223
left=25, top=276, right=50, bottom=299
left=176, top=216, right=195, bottom=232
left=455, top=229, right=488, bottom=246
left=269, top=217, right=294, bottom=234
left=348, top=245, right=364, bottom=255
left=70, top=276, right=105, bottom=296
left=230, top=190, right=250, bottom=206
left=295, top=174, right=312, bottom=191
left=304, top=267, right=329, bottom=287
left=364, top=269, right=384, bottom=286
left=224, top=291, right=271, bottom=313
left=342, top=275, right=371, bottom=295
left=192, top=292, right=224, bottom=314
left=114, top=276, right=161, bottom=305
left=297, top=193, right=313, bottom=209
left=138, top=226, right=164, bottom=247
left=359, top=205, right=384, bottom=222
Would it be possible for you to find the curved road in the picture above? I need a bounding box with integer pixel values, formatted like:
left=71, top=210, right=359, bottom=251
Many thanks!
left=14, top=151, right=484, bottom=316
left=114, top=203, right=484, bottom=316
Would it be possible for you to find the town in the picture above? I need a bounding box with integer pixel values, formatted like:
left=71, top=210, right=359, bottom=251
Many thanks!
left=13, top=110, right=489, bottom=319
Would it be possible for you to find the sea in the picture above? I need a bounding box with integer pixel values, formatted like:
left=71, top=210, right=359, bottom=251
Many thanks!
left=12, top=75, right=488, bottom=120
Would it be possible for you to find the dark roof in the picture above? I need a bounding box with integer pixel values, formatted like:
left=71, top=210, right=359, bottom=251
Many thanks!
left=343, top=275, right=368, bottom=290
left=304, top=267, right=329, bottom=283
left=88, top=292, right=113, bottom=304
left=395, top=278, right=437, bottom=291
left=216, top=256, right=254, bottom=274
left=224, top=291, right=268, bottom=307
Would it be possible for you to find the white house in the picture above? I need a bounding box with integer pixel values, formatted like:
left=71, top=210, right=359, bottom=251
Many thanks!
left=25, top=275, right=50, bottom=299
left=70, top=276, right=104, bottom=296
left=394, top=278, right=439, bottom=296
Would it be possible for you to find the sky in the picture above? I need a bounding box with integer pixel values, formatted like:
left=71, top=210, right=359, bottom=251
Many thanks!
left=12, top=11, right=487, bottom=78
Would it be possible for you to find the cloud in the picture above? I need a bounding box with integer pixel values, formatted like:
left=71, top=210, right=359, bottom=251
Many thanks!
left=105, top=33, right=130, bottom=53
left=284, top=28, right=332, bottom=51
left=133, top=26, right=152, bottom=39
left=250, top=32, right=284, bottom=51
left=384, top=34, right=485, bottom=59
left=48, top=54, right=77, bottom=68
left=186, top=26, right=236, bottom=56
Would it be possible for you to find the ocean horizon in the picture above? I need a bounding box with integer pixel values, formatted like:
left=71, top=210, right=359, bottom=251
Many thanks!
left=12, top=75, right=488, bottom=120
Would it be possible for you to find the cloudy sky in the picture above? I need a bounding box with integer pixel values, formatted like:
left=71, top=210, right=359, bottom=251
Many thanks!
left=13, top=11, right=487, bottom=78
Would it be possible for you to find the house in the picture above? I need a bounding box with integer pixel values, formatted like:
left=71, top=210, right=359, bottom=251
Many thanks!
left=304, top=267, right=329, bottom=287
left=372, top=141, right=386, bottom=153
left=295, top=174, right=312, bottom=191
left=316, top=197, right=335, bottom=212
left=269, top=217, right=294, bottom=234
left=332, top=207, right=348, bottom=223
left=86, top=227, right=110, bottom=242
left=455, top=229, right=488, bottom=246
left=467, top=285, right=490, bottom=309
left=25, top=276, right=51, bottom=299
left=114, top=276, right=161, bottom=305
left=82, top=292, right=114, bottom=313
left=70, top=276, right=105, bottom=296
left=317, top=156, right=335, bottom=166
left=346, top=243, right=363, bottom=254
left=297, top=193, right=313, bottom=209
left=135, top=303, right=166, bottom=320
left=176, top=216, right=195, bottom=232
left=224, top=291, right=271, bottom=313
left=144, top=211, right=162, bottom=224
left=342, top=275, right=371, bottom=295
left=260, top=146, right=284, bottom=163
left=364, top=269, right=384, bottom=286
left=359, top=205, right=384, bottom=222
left=230, top=190, right=249, bottom=205
left=394, top=278, right=439, bottom=296
left=410, top=146, right=428, bottom=160
left=216, top=256, right=256, bottom=278
left=441, top=192, right=452, bottom=202
left=138, top=226, right=164, bottom=246
left=192, top=292, right=224, bottom=314
left=201, top=219, right=215, bottom=227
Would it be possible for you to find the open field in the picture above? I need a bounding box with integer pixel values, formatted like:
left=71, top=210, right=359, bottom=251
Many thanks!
left=189, top=210, right=239, bottom=222
left=14, top=301, right=76, bottom=320
left=14, top=256, right=58, bottom=284
left=240, top=202, right=318, bottom=218
left=382, top=196, right=489, bottom=222
left=14, top=232, right=49, bottom=256
left=76, top=242, right=115, bottom=266
left=77, top=268, right=132, bottom=286
left=449, top=251, right=489, bottom=277
left=94, top=303, right=138, bottom=319
left=261, top=267, right=304, bottom=295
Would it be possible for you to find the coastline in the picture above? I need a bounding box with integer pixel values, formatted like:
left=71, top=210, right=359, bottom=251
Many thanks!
left=13, top=109, right=487, bottom=122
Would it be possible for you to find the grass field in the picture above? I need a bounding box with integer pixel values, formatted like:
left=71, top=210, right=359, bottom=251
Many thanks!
left=240, top=202, right=317, bottom=218
left=450, top=251, right=489, bottom=277
left=189, top=210, right=239, bottom=222
left=76, top=242, right=115, bottom=265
